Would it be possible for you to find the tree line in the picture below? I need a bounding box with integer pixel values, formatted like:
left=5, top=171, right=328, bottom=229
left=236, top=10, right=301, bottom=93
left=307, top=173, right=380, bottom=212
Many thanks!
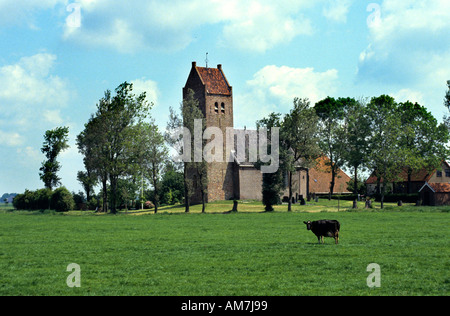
left=13, top=81, right=450, bottom=212
left=256, top=92, right=450, bottom=211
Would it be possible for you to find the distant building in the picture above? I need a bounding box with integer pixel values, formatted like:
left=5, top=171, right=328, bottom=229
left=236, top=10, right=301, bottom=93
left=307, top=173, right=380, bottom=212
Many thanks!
left=365, top=161, right=450, bottom=195
left=419, top=182, right=450, bottom=206
left=183, top=62, right=351, bottom=203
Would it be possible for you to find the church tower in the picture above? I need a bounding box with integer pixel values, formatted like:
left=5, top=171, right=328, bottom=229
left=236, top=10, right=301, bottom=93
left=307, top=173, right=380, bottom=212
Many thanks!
left=183, top=61, right=235, bottom=202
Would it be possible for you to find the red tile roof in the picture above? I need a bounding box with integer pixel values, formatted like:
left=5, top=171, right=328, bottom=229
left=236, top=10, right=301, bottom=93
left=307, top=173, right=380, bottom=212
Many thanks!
left=309, top=156, right=352, bottom=194
left=196, top=66, right=232, bottom=96
left=366, top=167, right=433, bottom=184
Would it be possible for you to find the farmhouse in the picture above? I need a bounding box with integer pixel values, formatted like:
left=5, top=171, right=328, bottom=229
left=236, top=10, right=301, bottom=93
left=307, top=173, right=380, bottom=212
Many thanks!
left=365, top=161, right=450, bottom=195
left=183, top=61, right=351, bottom=203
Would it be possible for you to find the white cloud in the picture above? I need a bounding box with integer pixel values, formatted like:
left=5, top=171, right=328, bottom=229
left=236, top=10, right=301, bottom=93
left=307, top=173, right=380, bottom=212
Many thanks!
left=131, top=78, right=159, bottom=106
left=0, top=53, right=69, bottom=109
left=0, top=53, right=72, bottom=142
left=43, top=109, right=64, bottom=125
left=0, top=0, right=66, bottom=27
left=235, top=65, right=339, bottom=128
left=221, top=0, right=314, bottom=52
left=61, top=0, right=318, bottom=53
left=390, top=89, right=424, bottom=105
left=322, top=0, right=352, bottom=23
left=247, top=65, right=338, bottom=105
left=16, top=146, right=41, bottom=167
left=0, top=130, right=24, bottom=147
left=357, top=0, right=450, bottom=112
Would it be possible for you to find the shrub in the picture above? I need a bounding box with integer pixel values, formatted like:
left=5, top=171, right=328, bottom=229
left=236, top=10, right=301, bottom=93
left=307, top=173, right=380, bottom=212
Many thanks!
left=51, top=187, right=75, bottom=212
left=87, top=198, right=98, bottom=211
left=13, top=189, right=51, bottom=210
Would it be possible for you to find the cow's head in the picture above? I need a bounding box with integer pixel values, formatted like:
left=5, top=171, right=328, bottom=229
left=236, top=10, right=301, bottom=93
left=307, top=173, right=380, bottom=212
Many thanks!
left=303, top=221, right=312, bottom=230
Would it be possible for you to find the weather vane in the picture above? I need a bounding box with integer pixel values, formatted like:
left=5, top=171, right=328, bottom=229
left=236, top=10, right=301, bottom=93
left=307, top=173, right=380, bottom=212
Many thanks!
left=205, top=52, right=209, bottom=68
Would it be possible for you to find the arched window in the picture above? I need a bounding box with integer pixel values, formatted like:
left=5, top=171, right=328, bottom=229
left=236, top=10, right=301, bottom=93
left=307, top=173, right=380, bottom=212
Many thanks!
left=221, top=102, right=225, bottom=114
left=214, top=102, right=219, bottom=113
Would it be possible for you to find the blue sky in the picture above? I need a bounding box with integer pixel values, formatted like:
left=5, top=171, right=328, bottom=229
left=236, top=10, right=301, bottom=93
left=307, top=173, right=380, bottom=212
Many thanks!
left=1, top=0, right=449, bottom=195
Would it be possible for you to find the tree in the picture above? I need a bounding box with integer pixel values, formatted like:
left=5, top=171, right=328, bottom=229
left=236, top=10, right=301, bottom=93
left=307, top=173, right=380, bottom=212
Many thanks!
left=160, top=162, right=184, bottom=205
left=366, top=95, right=406, bottom=208
left=39, top=126, right=69, bottom=190
left=343, top=98, right=371, bottom=195
left=76, top=171, right=97, bottom=203
left=256, top=112, right=284, bottom=212
left=397, top=101, right=450, bottom=193
left=77, top=96, right=112, bottom=213
left=134, top=122, right=168, bottom=214
left=165, top=89, right=207, bottom=213
left=283, top=98, right=321, bottom=211
left=77, top=82, right=150, bottom=214
left=182, top=89, right=208, bottom=213
left=314, top=97, right=349, bottom=199
left=51, top=187, right=74, bottom=212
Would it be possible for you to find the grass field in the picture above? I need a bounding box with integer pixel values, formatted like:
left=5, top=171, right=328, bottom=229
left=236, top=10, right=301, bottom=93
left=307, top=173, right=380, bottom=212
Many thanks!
left=0, top=200, right=448, bottom=296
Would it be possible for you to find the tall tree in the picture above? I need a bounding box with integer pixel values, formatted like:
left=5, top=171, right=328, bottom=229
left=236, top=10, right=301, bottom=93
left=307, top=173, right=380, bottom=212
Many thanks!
left=134, top=122, right=168, bottom=214
left=256, top=113, right=284, bottom=212
left=165, top=89, right=207, bottom=213
left=76, top=170, right=97, bottom=203
left=39, top=126, right=69, bottom=190
left=77, top=105, right=110, bottom=212
left=283, top=98, right=321, bottom=211
left=397, top=101, right=450, bottom=193
left=77, top=82, right=150, bottom=214
left=314, top=97, right=349, bottom=199
left=182, top=89, right=208, bottom=213
left=366, top=95, right=406, bottom=208
left=343, top=98, right=370, bottom=195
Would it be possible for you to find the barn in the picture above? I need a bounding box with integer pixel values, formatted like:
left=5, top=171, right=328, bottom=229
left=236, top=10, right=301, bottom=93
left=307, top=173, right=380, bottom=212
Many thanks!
left=418, top=182, right=450, bottom=206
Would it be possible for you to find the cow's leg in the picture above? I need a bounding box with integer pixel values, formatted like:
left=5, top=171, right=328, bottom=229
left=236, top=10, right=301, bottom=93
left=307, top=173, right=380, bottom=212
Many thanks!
left=321, top=236, right=324, bottom=244
left=335, top=232, right=339, bottom=244
left=317, top=236, right=321, bottom=244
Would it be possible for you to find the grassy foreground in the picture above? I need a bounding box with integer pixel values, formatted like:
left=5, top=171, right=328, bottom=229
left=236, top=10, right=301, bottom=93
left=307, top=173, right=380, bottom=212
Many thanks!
left=0, top=201, right=448, bottom=296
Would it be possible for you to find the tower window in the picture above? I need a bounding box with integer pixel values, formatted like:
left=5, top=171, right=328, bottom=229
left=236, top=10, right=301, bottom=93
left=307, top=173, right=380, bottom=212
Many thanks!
left=214, top=102, right=219, bottom=113
left=221, top=102, right=225, bottom=114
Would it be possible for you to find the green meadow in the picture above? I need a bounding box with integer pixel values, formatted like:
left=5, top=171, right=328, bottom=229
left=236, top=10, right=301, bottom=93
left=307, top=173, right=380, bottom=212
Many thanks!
left=0, top=201, right=448, bottom=296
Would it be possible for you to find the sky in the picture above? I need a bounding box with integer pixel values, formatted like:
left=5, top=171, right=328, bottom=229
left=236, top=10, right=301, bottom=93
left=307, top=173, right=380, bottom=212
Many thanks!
left=0, top=0, right=449, bottom=195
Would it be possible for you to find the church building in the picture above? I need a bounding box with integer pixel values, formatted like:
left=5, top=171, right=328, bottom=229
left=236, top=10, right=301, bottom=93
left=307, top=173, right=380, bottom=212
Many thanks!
left=183, top=61, right=351, bottom=203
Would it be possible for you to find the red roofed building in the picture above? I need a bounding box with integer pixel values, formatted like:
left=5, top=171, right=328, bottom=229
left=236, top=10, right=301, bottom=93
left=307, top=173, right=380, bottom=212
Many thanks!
left=365, top=161, right=450, bottom=195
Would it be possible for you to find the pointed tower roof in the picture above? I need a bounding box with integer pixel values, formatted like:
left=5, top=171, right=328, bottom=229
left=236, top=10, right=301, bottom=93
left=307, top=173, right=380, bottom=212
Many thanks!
left=189, top=62, right=232, bottom=96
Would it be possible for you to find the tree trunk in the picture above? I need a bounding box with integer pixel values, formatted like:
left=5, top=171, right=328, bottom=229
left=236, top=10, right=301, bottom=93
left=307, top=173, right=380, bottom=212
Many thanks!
left=354, top=165, right=358, bottom=195
left=232, top=200, right=238, bottom=212
left=102, top=177, right=108, bottom=213
left=110, top=176, right=117, bottom=214
left=329, top=167, right=336, bottom=200
left=288, top=170, right=293, bottom=212
left=184, top=166, right=190, bottom=213
left=407, top=167, right=412, bottom=194
left=152, top=165, right=159, bottom=214
left=201, top=191, right=206, bottom=213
